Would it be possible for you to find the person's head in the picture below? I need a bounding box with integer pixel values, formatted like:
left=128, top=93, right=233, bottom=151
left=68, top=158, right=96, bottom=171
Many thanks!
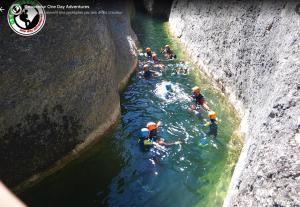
left=140, top=128, right=150, bottom=138
left=147, top=122, right=157, bottom=131
left=192, top=86, right=201, bottom=95
left=143, top=64, right=149, bottom=71
left=208, top=111, right=217, bottom=120
left=152, top=53, right=158, bottom=61
left=179, top=60, right=185, bottom=64
left=165, top=45, right=170, bottom=49
left=146, top=47, right=152, bottom=53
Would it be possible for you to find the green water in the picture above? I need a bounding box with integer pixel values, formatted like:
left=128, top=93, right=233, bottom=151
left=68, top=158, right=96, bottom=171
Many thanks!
left=20, top=13, right=242, bottom=207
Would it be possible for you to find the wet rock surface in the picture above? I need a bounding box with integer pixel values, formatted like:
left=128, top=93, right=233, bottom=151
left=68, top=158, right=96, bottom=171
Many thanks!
left=0, top=1, right=137, bottom=187
left=169, top=1, right=300, bottom=206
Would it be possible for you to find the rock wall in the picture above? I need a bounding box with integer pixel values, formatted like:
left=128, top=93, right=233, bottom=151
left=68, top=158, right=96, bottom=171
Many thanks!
left=169, top=1, right=300, bottom=206
left=0, top=0, right=137, bottom=187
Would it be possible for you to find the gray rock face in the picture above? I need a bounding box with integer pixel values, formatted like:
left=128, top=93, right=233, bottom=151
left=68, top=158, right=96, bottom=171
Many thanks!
left=0, top=1, right=137, bottom=187
left=169, top=1, right=300, bottom=206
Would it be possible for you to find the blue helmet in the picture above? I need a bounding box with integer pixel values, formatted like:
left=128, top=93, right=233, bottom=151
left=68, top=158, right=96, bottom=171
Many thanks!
left=140, top=128, right=150, bottom=137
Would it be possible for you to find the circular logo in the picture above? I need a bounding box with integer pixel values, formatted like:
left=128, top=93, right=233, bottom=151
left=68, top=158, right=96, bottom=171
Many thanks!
left=7, top=0, right=46, bottom=36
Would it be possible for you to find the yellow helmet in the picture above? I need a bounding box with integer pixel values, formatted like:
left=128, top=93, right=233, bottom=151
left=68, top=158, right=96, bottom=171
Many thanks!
left=208, top=111, right=217, bottom=120
left=147, top=122, right=157, bottom=131
left=165, top=45, right=170, bottom=48
left=192, top=86, right=200, bottom=92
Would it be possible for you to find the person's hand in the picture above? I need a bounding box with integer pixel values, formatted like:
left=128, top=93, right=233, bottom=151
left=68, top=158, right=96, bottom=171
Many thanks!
left=191, top=104, right=196, bottom=110
left=174, top=141, right=182, bottom=145
left=157, top=121, right=162, bottom=127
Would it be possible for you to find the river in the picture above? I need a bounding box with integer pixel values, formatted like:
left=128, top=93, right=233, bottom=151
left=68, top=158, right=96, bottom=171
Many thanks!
left=20, top=12, right=242, bottom=207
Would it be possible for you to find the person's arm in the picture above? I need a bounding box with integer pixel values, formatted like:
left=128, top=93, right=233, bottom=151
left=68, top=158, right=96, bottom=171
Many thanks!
left=202, top=101, right=210, bottom=111
left=162, top=141, right=182, bottom=146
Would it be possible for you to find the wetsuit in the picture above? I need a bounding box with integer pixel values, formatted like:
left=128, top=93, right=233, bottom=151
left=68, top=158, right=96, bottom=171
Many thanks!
left=144, top=70, right=152, bottom=79
left=149, top=129, right=157, bottom=140
left=192, top=93, right=205, bottom=106
left=139, top=137, right=153, bottom=152
left=208, top=119, right=218, bottom=137
left=146, top=51, right=152, bottom=59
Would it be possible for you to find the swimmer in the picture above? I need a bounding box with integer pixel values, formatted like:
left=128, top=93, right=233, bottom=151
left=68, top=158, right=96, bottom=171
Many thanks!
left=160, top=45, right=177, bottom=59
left=146, top=121, right=162, bottom=139
left=145, top=47, right=153, bottom=60
left=189, top=86, right=210, bottom=117
left=142, top=64, right=159, bottom=79
left=152, top=53, right=165, bottom=69
left=175, top=60, right=189, bottom=75
left=204, top=111, right=218, bottom=138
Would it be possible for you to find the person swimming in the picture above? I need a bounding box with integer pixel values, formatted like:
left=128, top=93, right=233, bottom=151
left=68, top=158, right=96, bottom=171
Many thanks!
left=145, top=47, right=153, bottom=60
left=146, top=121, right=162, bottom=139
left=142, top=64, right=159, bottom=79
left=139, top=128, right=153, bottom=152
left=175, top=60, right=188, bottom=75
left=205, top=111, right=218, bottom=138
left=189, top=86, right=210, bottom=117
left=160, top=45, right=176, bottom=59
left=151, top=53, right=165, bottom=69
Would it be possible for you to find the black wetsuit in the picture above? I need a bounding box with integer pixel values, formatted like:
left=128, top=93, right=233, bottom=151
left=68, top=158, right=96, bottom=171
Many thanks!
left=192, top=93, right=205, bottom=106
left=144, top=70, right=152, bottom=79
left=208, top=119, right=218, bottom=137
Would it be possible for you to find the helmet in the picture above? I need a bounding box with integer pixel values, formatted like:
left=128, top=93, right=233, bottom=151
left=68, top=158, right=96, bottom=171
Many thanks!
left=143, top=64, right=149, bottom=70
left=147, top=122, right=157, bottom=131
left=208, top=111, right=217, bottom=120
left=146, top=47, right=152, bottom=52
left=165, top=45, right=170, bottom=48
left=140, top=128, right=150, bottom=137
left=192, top=86, right=200, bottom=92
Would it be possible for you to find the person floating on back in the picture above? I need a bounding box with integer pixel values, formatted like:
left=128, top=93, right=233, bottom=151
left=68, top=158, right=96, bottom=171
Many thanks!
left=160, top=45, right=176, bottom=59
left=189, top=86, right=210, bottom=117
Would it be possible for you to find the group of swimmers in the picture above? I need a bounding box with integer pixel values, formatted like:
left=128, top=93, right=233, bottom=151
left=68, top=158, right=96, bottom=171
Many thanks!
left=140, top=45, right=187, bottom=79
left=139, top=45, right=219, bottom=151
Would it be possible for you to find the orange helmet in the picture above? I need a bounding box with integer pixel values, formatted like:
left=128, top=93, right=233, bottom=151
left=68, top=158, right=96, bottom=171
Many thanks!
left=208, top=111, right=217, bottom=120
left=147, top=122, right=157, bottom=131
left=146, top=47, right=152, bottom=53
left=192, top=86, right=200, bottom=92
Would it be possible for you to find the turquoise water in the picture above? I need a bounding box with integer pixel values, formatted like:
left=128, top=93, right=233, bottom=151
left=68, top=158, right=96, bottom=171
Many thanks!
left=20, top=13, right=242, bottom=207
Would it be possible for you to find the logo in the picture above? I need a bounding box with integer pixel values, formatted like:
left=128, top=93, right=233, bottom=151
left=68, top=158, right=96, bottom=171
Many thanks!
left=7, top=0, right=46, bottom=36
